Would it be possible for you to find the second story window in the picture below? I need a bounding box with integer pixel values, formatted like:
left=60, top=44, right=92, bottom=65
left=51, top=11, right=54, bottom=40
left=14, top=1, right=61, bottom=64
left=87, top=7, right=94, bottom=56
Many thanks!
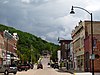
left=93, top=38, right=97, bottom=48
left=65, top=44, right=67, bottom=49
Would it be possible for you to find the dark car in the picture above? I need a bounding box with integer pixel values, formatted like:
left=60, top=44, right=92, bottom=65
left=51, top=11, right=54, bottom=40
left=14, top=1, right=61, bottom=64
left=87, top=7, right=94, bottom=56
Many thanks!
left=17, top=64, right=29, bottom=71
left=26, top=64, right=31, bottom=70
left=50, top=63, right=55, bottom=68
left=54, top=62, right=59, bottom=69
left=29, top=64, right=34, bottom=69
left=37, top=63, right=43, bottom=69
left=0, top=64, right=17, bottom=75
left=48, top=63, right=50, bottom=65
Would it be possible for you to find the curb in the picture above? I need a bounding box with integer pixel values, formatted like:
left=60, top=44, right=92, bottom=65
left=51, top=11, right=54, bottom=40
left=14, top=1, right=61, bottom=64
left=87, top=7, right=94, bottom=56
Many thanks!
left=58, top=69, right=74, bottom=74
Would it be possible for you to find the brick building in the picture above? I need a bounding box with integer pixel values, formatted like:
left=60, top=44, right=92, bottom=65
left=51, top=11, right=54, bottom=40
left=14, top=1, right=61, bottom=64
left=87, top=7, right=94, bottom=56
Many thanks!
left=0, top=33, right=5, bottom=64
left=72, top=20, right=100, bottom=72
left=0, top=30, right=19, bottom=65
left=84, top=21, right=100, bottom=72
left=59, top=40, right=72, bottom=69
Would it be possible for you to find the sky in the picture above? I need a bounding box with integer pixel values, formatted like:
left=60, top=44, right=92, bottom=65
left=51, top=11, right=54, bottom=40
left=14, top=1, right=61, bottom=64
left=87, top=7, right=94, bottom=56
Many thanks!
left=0, top=0, right=100, bottom=44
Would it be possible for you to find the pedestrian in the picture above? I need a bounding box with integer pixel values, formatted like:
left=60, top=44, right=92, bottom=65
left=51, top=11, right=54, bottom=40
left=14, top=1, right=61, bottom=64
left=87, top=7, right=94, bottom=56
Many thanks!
left=60, top=60, right=62, bottom=69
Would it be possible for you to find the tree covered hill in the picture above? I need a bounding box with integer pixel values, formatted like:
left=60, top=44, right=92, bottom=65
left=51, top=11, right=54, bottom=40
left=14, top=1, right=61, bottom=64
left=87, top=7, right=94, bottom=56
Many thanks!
left=0, top=24, right=59, bottom=63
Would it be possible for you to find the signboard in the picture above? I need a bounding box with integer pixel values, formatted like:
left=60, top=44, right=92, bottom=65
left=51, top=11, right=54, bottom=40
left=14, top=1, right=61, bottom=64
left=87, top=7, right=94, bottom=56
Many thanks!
left=90, top=54, right=95, bottom=60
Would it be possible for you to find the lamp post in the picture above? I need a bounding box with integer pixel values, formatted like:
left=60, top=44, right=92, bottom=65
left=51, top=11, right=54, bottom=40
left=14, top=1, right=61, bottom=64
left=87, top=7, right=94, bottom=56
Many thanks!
left=70, top=6, right=94, bottom=75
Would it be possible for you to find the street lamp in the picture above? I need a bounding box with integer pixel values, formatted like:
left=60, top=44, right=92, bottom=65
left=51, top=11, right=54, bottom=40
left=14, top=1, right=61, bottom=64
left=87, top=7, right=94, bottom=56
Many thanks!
left=70, top=6, right=94, bottom=75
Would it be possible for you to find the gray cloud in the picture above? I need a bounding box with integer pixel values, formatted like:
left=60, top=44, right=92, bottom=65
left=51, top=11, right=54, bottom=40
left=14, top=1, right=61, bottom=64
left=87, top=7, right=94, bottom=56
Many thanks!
left=0, top=0, right=100, bottom=44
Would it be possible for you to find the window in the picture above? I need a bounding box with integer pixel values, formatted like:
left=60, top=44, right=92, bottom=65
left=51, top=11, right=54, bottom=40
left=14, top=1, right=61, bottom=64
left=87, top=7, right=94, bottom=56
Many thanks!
left=93, top=39, right=97, bottom=48
left=65, top=44, right=67, bottom=49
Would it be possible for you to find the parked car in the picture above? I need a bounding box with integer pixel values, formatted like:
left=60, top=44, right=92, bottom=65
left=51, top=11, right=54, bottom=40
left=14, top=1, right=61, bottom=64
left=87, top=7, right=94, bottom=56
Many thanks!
left=53, top=62, right=59, bottom=69
left=50, top=60, right=55, bottom=68
left=26, top=64, right=31, bottom=70
left=48, top=62, right=50, bottom=65
left=29, top=64, right=34, bottom=69
left=37, top=63, right=43, bottom=69
left=17, top=64, right=29, bottom=71
left=50, top=63, right=55, bottom=68
left=0, top=64, right=17, bottom=75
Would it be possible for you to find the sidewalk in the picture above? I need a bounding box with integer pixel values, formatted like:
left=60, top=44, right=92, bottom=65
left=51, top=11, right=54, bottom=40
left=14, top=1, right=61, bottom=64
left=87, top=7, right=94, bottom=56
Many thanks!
left=58, top=67, right=73, bottom=74
left=58, top=67, right=100, bottom=75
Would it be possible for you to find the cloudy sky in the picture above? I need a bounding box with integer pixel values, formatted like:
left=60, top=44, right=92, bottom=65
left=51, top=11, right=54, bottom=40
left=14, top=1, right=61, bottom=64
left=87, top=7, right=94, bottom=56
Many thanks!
left=0, top=0, right=100, bottom=44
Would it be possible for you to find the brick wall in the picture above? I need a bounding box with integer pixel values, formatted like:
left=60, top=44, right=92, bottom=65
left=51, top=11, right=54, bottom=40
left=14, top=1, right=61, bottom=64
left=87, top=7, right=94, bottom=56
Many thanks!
left=94, top=35, right=100, bottom=72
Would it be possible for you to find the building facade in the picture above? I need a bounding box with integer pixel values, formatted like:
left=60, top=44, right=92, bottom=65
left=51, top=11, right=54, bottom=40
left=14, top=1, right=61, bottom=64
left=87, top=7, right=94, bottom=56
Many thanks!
left=70, top=41, right=74, bottom=70
left=72, top=20, right=100, bottom=72
left=71, top=21, right=85, bottom=71
left=84, top=21, right=100, bottom=72
left=59, top=40, right=72, bottom=70
left=0, top=33, right=5, bottom=64
left=0, top=30, right=19, bottom=65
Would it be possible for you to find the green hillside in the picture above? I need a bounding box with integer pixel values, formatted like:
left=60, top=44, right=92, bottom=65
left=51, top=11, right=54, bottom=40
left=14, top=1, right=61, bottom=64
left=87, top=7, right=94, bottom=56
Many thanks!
left=0, top=24, right=59, bottom=63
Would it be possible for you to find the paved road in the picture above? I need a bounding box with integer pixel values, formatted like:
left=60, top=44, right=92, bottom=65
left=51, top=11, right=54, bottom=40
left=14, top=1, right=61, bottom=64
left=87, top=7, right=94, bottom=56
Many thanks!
left=0, top=57, right=72, bottom=75
left=0, top=57, right=99, bottom=75
left=16, top=66, right=72, bottom=75
left=16, top=57, right=72, bottom=75
left=16, top=57, right=100, bottom=75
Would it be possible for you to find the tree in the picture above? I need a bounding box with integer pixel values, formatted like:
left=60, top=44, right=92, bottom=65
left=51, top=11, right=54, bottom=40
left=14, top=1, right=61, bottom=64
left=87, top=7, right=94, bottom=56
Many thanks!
left=0, top=24, right=59, bottom=63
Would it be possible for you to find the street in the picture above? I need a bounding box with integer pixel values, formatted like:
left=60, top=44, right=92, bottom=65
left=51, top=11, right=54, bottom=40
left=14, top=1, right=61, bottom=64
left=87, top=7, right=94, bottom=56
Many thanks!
left=0, top=1, right=100, bottom=75
left=0, top=57, right=72, bottom=75
left=0, top=57, right=100, bottom=75
left=16, top=57, right=72, bottom=75
left=15, top=57, right=100, bottom=75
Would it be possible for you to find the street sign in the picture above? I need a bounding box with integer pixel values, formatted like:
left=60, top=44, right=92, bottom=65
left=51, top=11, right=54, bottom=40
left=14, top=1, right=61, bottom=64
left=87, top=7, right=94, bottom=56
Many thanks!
left=90, top=54, right=95, bottom=60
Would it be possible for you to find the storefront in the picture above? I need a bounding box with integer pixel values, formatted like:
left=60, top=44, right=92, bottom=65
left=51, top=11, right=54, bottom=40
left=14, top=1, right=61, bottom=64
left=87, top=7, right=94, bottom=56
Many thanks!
left=3, top=52, right=11, bottom=65
left=76, top=49, right=84, bottom=71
